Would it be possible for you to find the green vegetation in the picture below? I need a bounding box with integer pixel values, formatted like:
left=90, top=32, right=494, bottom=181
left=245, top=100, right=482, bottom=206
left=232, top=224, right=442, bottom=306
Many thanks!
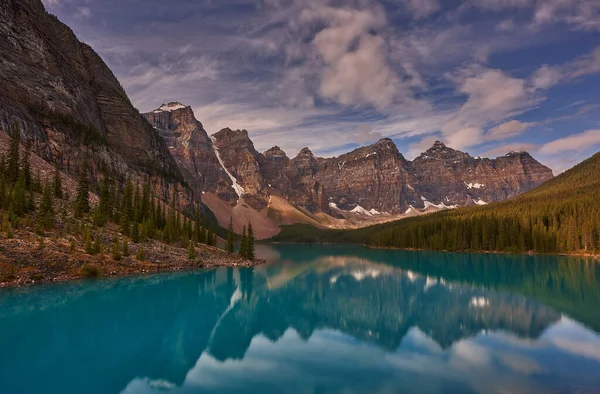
left=0, top=123, right=227, bottom=267
left=273, top=151, right=600, bottom=254
left=239, top=222, right=255, bottom=260
left=227, top=217, right=234, bottom=254
left=81, top=263, right=101, bottom=278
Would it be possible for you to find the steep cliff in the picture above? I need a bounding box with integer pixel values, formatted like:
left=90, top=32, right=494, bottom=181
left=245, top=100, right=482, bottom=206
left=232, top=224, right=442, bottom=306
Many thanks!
left=411, top=142, right=554, bottom=208
left=0, top=0, right=186, bottom=205
left=311, top=138, right=420, bottom=212
left=142, top=103, right=234, bottom=201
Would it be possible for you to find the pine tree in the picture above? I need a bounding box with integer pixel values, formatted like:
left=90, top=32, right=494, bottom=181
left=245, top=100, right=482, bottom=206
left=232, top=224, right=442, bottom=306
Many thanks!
left=141, top=179, right=151, bottom=221
left=84, top=227, right=94, bottom=254
left=53, top=162, right=63, bottom=199
left=74, top=155, right=90, bottom=217
left=0, top=173, right=5, bottom=209
left=240, top=225, right=247, bottom=258
left=123, top=179, right=134, bottom=221
left=22, top=140, right=32, bottom=189
left=188, top=238, right=196, bottom=260
left=10, top=173, right=27, bottom=217
left=7, top=123, right=20, bottom=184
left=206, top=227, right=215, bottom=246
left=131, top=221, right=140, bottom=243
left=227, top=217, right=234, bottom=254
left=247, top=222, right=255, bottom=260
left=112, top=236, right=122, bottom=260
left=0, top=154, right=5, bottom=178
left=39, top=180, right=55, bottom=230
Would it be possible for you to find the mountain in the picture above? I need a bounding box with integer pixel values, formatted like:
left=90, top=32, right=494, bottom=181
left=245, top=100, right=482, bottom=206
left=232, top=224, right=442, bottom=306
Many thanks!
left=0, top=0, right=188, bottom=207
left=142, top=103, right=233, bottom=201
left=0, top=0, right=552, bottom=239
left=273, top=150, right=600, bottom=254
left=143, top=104, right=553, bottom=237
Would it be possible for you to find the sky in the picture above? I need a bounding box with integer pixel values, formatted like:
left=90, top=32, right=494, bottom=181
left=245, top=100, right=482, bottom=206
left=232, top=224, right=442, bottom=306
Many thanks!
left=43, top=0, right=600, bottom=172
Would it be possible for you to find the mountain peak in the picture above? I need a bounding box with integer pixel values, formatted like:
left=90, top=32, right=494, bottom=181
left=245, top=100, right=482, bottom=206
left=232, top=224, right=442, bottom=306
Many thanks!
left=152, top=102, right=188, bottom=113
left=431, top=140, right=447, bottom=150
left=264, top=146, right=288, bottom=159
left=297, top=147, right=313, bottom=157
left=374, top=138, right=398, bottom=150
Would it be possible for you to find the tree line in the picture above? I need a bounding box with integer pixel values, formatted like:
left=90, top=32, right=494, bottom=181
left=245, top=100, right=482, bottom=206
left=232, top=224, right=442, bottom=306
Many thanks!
left=273, top=150, right=600, bottom=255
left=1, top=123, right=256, bottom=261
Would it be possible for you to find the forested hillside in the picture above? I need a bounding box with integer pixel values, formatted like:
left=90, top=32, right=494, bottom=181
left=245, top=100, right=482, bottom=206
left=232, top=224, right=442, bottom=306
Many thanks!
left=272, top=151, right=600, bottom=254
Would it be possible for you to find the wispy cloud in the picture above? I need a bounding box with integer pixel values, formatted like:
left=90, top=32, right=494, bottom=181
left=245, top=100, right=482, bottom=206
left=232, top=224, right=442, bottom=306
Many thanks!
left=48, top=0, right=600, bottom=170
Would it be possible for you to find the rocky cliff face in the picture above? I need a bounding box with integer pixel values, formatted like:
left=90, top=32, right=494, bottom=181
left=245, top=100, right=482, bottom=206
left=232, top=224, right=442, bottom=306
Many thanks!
left=142, top=103, right=234, bottom=201
left=411, top=142, right=554, bottom=207
left=311, top=138, right=420, bottom=212
left=143, top=103, right=553, bottom=221
left=0, top=0, right=187, bottom=205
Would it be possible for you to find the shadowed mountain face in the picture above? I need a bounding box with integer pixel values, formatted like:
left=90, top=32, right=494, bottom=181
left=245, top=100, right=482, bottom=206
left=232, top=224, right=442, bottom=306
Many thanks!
left=2, top=246, right=599, bottom=394
left=0, top=0, right=187, bottom=204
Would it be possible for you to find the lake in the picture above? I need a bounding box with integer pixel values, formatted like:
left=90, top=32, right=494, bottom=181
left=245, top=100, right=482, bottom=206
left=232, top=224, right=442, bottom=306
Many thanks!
left=1, top=244, right=600, bottom=394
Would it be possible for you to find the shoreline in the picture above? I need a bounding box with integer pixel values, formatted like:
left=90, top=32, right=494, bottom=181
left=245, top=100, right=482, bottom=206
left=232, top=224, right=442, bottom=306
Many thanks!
left=0, top=231, right=263, bottom=289
left=264, top=241, right=600, bottom=259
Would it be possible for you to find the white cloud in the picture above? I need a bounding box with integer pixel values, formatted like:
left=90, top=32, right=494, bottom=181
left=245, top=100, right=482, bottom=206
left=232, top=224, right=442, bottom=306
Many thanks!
left=440, top=66, right=542, bottom=149
left=75, top=7, right=91, bottom=19
left=530, top=65, right=563, bottom=90
left=531, top=46, right=600, bottom=90
left=471, top=0, right=600, bottom=31
left=485, top=120, right=534, bottom=141
left=534, top=0, right=600, bottom=31
left=403, top=0, right=440, bottom=19
left=408, top=136, right=440, bottom=158
left=42, top=0, right=59, bottom=7
left=470, top=0, right=533, bottom=11
left=353, top=124, right=383, bottom=145
left=481, top=142, right=539, bottom=158
left=295, top=4, right=411, bottom=110
left=539, top=129, right=600, bottom=154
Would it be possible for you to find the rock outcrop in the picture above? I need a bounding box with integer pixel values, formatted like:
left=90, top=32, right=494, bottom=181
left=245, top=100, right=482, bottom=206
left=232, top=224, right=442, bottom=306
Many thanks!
left=411, top=142, right=554, bottom=207
left=0, top=0, right=187, bottom=205
left=142, top=103, right=233, bottom=201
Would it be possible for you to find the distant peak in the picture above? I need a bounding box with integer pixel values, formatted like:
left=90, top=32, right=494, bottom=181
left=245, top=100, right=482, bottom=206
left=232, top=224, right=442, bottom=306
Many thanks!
left=374, top=138, right=397, bottom=148
left=504, top=151, right=532, bottom=158
left=212, top=128, right=251, bottom=144
left=153, top=102, right=188, bottom=113
left=431, top=140, right=447, bottom=149
left=264, top=145, right=288, bottom=158
left=298, top=147, right=313, bottom=156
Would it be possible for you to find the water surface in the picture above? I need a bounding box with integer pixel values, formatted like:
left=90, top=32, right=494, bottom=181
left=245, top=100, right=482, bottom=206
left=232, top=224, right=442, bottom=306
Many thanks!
left=1, top=245, right=600, bottom=393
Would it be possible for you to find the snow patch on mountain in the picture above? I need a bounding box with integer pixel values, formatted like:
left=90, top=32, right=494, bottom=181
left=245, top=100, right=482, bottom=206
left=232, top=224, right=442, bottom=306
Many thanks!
left=465, top=182, right=484, bottom=189
left=474, top=199, right=487, bottom=205
left=210, top=136, right=245, bottom=197
left=351, top=205, right=373, bottom=216
left=421, top=196, right=457, bottom=210
left=153, top=102, right=187, bottom=113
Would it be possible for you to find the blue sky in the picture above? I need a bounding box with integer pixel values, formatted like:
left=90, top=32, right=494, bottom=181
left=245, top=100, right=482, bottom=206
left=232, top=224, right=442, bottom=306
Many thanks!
left=44, top=0, right=600, bottom=171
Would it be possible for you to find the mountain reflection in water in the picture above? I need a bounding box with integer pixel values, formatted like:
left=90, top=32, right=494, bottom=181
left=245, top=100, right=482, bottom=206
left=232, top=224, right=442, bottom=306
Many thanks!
left=0, top=245, right=599, bottom=394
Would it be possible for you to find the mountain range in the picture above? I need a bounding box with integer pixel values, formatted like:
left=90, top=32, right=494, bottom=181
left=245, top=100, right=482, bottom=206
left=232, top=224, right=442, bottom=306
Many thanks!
left=0, top=0, right=553, bottom=239
left=142, top=102, right=553, bottom=237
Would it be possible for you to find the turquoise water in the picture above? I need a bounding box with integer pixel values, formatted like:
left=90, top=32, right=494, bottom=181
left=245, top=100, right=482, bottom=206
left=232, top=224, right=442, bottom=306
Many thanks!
left=1, top=245, right=600, bottom=394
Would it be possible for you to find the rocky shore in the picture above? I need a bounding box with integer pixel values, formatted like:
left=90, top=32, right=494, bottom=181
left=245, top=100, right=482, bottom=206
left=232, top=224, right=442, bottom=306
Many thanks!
left=0, top=229, right=262, bottom=288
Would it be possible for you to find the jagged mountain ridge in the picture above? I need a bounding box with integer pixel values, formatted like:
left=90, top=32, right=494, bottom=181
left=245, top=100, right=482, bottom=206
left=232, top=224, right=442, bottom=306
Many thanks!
left=143, top=103, right=553, bottom=233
